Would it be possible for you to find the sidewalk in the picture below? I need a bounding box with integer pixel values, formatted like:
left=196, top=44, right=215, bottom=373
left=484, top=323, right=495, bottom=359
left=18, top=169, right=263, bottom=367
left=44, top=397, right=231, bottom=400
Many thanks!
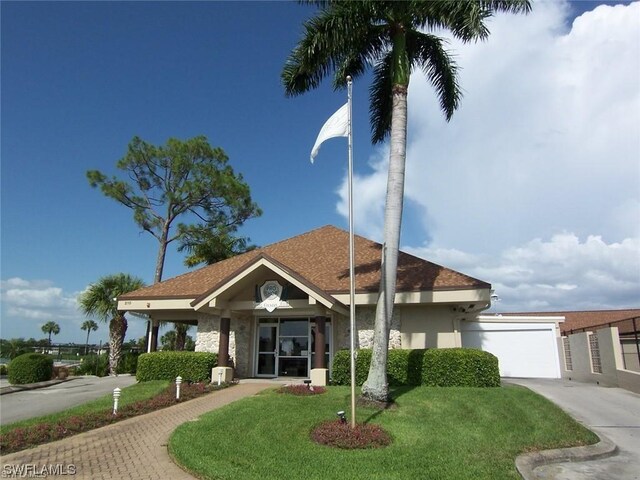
left=0, top=382, right=273, bottom=479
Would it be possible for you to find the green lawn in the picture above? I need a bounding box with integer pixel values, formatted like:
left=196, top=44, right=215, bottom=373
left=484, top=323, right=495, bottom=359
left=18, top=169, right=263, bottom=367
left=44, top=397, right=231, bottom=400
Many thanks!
left=0, top=380, right=169, bottom=434
left=169, top=385, right=597, bottom=480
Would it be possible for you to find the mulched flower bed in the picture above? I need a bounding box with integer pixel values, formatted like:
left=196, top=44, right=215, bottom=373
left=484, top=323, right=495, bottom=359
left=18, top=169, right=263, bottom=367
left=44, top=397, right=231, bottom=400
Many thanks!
left=0, top=382, right=227, bottom=454
left=277, top=384, right=327, bottom=396
left=310, top=420, right=392, bottom=449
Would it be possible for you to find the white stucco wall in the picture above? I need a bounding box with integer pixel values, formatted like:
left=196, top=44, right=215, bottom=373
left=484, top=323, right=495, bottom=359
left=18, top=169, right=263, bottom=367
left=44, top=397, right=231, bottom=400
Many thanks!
left=400, top=305, right=459, bottom=348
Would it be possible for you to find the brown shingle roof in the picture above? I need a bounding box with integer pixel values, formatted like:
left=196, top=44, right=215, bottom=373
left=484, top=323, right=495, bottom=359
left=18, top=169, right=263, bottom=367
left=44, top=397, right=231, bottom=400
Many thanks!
left=504, top=309, right=640, bottom=335
left=120, top=225, right=490, bottom=300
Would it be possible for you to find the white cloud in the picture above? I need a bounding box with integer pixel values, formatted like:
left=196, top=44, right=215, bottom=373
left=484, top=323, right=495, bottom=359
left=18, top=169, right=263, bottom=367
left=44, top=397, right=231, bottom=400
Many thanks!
left=337, top=146, right=389, bottom=241
left=407, top=233, right=640, bottom=312
left=341, top=1, right=640, bottom=311
left=1, top=278, right=78, bottom=317
left=0, top=278, right=150, bottom=343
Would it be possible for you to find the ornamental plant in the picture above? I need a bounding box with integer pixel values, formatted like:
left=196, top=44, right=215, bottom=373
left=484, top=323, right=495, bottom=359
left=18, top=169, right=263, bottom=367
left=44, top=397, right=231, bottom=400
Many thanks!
left=7, top=353, right=53, bottom=385
left=311, top=420, right=391, bottom=449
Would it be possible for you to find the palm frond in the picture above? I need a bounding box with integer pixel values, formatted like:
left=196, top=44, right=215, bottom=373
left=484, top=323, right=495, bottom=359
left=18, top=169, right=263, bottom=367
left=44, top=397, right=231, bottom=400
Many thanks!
left=410, top=0, right=531, bottom=43
left=408, top=31, right=461, bottom=121
left=369, top=52, right=394, bottom=144
left=79, top=273, right=145, bottom=322
left=282, top=2, right=385, bottom=96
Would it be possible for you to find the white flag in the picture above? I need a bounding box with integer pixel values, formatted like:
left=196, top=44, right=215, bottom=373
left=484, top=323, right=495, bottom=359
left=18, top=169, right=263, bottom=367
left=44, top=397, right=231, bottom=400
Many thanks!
left=310, top=103, right=349, bottom=163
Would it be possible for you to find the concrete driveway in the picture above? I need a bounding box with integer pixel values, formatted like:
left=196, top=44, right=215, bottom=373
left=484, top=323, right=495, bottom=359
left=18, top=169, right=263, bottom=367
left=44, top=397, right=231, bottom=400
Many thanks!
left=0, top=375, right=138, bottom=424
left=508, top=378, right=640, bottom=480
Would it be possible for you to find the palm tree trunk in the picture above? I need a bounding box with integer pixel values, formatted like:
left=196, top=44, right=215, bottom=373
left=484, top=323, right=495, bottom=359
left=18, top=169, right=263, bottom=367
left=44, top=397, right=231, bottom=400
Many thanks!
left=108, top=314, right=128, bottom=375
left=175, top=323, right=188, bottom=351
left=362, top=85, right=408, bottom=403
left=85, top=330, right=90, bottom=355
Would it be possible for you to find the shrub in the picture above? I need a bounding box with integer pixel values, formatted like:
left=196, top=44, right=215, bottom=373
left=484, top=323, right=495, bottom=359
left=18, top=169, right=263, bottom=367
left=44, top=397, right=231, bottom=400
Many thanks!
left=76, top=354, right=109, bottom=377
left=136, top=351, right=217, bottom=382
left=0, top=364, right=8, bottom=376
left=117, top=352, right=140, bottom=375
left=332, top=349, right=427, bottom=386
left=422, top=348, right=500, bottom=387
left=311, top=420, right=391, bottom=449
left=277, top=385, right=326, bottom=396
left=7, top=353, right=53, bottom=385
left=332, top=348, right=499, bottom=387
left=331, top=349, right=371, bottom=386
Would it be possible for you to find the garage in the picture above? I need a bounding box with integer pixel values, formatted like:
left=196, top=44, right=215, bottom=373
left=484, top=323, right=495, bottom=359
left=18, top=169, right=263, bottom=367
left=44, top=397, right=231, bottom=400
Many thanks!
left=461, top=315, right=563, bottom=378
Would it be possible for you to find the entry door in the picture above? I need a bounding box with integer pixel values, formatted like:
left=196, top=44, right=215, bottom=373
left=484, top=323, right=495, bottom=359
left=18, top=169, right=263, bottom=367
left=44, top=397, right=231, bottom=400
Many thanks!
left=256, top=323, right=278, bottom=377
left=278, top=319, right=310, bottom=377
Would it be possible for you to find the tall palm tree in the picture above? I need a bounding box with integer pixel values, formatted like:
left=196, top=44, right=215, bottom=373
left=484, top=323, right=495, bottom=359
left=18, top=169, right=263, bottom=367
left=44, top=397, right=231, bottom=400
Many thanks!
left=41, top=321, right=60, bottom=347
left=78, top=273, right=145, bottom=375
left=81, top=320, right=99, bottom=355
left=283, top=0, right=531, bottom=402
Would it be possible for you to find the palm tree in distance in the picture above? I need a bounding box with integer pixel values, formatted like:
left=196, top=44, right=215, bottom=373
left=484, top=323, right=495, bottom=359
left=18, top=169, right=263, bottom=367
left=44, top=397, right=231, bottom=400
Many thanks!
left=81, top=320, right=99, bottom=355
left=283, top=0, right=531, bottom=402
left=41, top=321, right=60, bottom=347
left=78, top=273, right=145, bottom=375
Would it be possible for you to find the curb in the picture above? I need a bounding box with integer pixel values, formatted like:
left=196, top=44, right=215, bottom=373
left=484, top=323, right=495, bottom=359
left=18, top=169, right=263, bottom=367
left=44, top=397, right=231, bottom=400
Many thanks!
left=515, top=432, right=618, bottom=479
left=0, top=377, right=75, bottom=396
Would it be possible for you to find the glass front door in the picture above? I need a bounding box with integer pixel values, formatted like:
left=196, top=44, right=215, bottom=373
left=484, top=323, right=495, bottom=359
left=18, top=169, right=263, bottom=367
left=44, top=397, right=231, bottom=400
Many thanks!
left=255, top=318, right=332, bottom=377
left=278, top=319, right=309, bottom=377
left=256, top=323, right=278, bottom=376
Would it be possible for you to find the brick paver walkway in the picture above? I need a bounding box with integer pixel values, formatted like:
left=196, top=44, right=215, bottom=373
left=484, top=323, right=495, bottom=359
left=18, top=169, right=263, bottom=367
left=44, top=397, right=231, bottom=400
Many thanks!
left=0, top=382, right=273, bottom=479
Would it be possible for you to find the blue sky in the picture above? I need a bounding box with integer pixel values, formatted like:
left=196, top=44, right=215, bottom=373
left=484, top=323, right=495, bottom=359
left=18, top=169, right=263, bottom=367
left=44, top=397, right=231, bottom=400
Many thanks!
left=2, top=1, right=639, bottom=344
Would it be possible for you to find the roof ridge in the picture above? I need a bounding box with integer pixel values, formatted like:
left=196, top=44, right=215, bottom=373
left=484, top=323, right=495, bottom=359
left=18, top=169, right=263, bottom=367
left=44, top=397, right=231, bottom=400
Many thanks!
left=143, top=225, right=339, bottom=288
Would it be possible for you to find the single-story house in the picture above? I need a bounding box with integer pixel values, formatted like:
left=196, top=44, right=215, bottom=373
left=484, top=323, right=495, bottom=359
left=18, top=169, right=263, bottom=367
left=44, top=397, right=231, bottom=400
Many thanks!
left=118, top=225, right=500, bottom=383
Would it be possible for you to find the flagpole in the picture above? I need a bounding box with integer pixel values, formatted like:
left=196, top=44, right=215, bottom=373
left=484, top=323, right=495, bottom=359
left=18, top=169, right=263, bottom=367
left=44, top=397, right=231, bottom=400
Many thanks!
left=347, top=75, right=356, bottom=429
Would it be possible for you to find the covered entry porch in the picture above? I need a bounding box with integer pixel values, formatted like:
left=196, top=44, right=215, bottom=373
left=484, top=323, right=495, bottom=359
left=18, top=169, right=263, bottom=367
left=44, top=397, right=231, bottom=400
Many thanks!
left=255, top=317, right=332, bottom=378
left=187, top=254, right=349, bottom=384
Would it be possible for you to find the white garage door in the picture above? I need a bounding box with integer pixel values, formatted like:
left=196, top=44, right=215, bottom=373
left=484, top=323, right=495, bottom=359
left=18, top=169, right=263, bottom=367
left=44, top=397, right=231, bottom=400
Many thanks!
left=461, top=322, right=561, bottom=378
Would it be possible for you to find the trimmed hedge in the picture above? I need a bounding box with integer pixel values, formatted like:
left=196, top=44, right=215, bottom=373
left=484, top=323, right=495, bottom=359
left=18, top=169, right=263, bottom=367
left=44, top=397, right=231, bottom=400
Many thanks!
left=7, top=353, right=53, bottom=385
left=331, top=348, right=499, bottom=387
left=422, top=348, right=500, bottom=387
left=136, top=351, right=217, bottom=382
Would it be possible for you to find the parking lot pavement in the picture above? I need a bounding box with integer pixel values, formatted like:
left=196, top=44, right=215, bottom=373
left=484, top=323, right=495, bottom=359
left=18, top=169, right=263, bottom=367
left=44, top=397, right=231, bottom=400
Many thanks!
left=1, top=375, right=138, bottom=424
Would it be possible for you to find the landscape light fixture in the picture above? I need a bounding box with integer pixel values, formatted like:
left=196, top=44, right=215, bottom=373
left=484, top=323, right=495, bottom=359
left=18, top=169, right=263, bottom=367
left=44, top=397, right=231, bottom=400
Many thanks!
left=112, top=387, right=121, bottom=415
left=337, top=411, right=346, bottom=424
left=176, top=376, right=182, bottom=400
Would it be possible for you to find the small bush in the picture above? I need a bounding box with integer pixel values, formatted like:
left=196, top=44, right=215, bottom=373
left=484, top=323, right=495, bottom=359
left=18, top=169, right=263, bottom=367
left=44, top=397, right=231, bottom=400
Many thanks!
left=422, top=348, right=500, bottom=387
left=332, top=348, right=499, bottom=387
left=7, top=353, right=53, bottom=385
left=277, top=385, right=326, bottom=396
left=0, top=364, right=8, bottom=376
left=136, top=351, right=217, bottom=382
left=331, top=349, right=371, bottom=386
left=332, top=349, right=427, bottom=386
left=311, top=420, right=391, bottom=449
left=117, top=352, right=140, bottom=375
left=76, top=354, right=109, bottom=377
